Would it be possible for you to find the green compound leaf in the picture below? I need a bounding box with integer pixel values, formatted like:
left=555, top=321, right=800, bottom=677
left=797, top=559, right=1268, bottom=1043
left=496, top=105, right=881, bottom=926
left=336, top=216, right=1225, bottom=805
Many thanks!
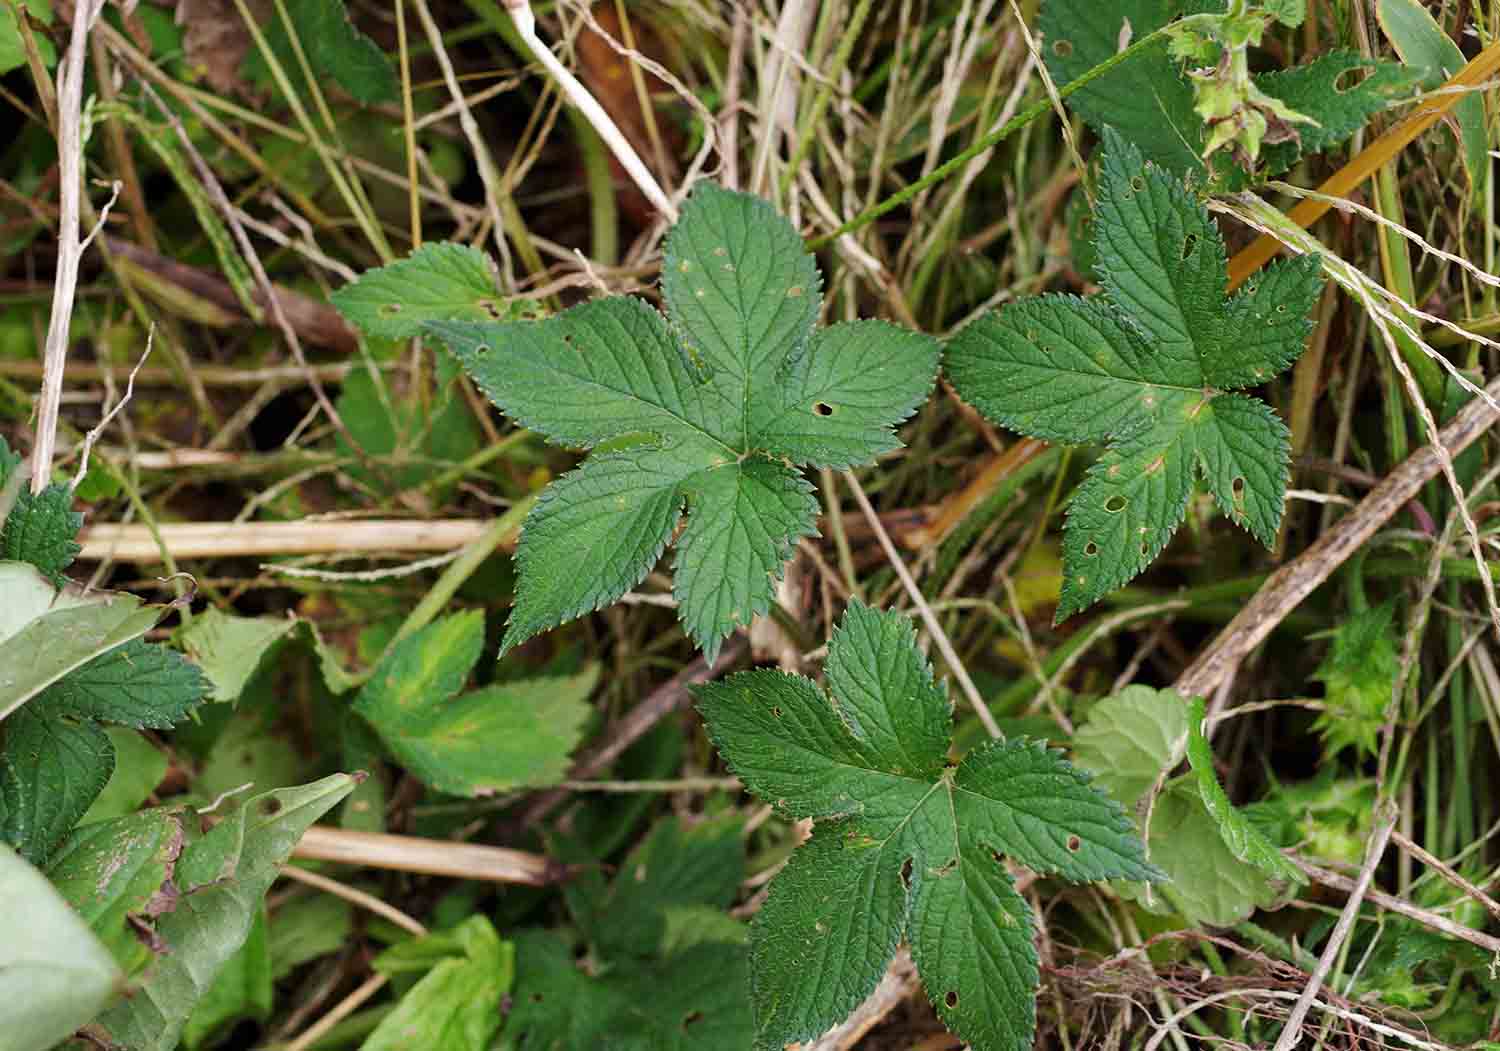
left=331, top=242, right=511, bottom=341
left=2, top=484, right=82, bottom=585
left=0, top=707, right=114, bottom=865
left=946, top=129, right=1324, bottom=620
left=354, top=611, right=598, bottom=796
left=427, top=184, right=938, bottom=659
left=31, top=638, right=209, bottom=730
left=696, top=603, right=1156, bottom=1051
left=1040, top=0, right=1416, bottom=180
left=1186, top=696, right=1306, bottom=886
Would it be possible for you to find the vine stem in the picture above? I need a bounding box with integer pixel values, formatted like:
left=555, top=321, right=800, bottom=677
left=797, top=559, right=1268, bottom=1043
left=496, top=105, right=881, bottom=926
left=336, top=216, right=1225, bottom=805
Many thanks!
left=807, top=14, right=1218, bottom=249
left=842, top=471, right=1001, bottom=739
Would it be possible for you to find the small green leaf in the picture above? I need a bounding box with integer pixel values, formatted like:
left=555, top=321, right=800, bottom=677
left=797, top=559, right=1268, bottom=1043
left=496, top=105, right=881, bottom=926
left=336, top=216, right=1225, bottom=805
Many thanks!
left=1186, top=697, right=1306, bottom=886
left=1071, top=685, right=1190, bottom=807
left=91, top=775, right=356, bottom=1051
left=178, top=608, right=299, bottom=704
left=355, top=612, right=598, bottom=796
left=364, top=916, right=513, bottom=1051
left=47, top=810, right=183, bottom=976
left=428, top=182, right=940, bottom=659
left=945, top=129, right=1324, bottom=619
left=1310, top=602, right=1398, bottom=759
left=31, top=638, right=208, bottom=729
left=2, top=484, right=82, bottom=584
left=331, top=242, right=509, bottom=340
left=257, top=0, right=396, bottom=104
left=696, top=602, right=1155, bottom=1051
left=1144, top=779, right=1284, bottom=925
left=0, top=842, right=122, bottom=1051
left=0, top=707, right=115, bottom=865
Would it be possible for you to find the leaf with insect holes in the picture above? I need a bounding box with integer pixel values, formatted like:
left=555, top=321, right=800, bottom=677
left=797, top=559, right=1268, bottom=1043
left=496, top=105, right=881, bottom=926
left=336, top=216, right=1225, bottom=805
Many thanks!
left=330, top=242, right=517, bottom=341
left=695, top=603, right=1158, bottom=1051
left=423, top=183, right=940, bottom=659
left=946, top=128, right=1324, bottom=621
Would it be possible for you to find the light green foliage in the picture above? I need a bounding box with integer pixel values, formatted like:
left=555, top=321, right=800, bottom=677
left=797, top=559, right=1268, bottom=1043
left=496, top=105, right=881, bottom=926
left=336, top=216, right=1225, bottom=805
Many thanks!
left=0, top=843, right=121, bottom=1051
left=1041, top=0, right=1416, bottom=179
left=46, top=810, right=182, bottom=977
left=353, top=611, right=597, bottom=795
left=1377, top=0, right=1488, bottom=199
left=503, top=816, right=752, bottom=1050
left=1071, top=685, right=1189, bottom=806
left=179, top=608, right=299, bottom=703
left=365, top=916, right=513, bottom=1051
left=268, top=893, right=354, bottom=979
left=31, top=638, right=208, bottom=729
left=1185, top=697, right=1305, bottom=886
left=427, top=183, right=940, bottom=659
left=183, top=907, right=273, bottom=1049
left=80, top=729, right=169, bottom=824
left=332, top=359, right=481, bottom=494
left=0, top=707, right=114, bottom=864
left=256, top=0, right=397, bottom=105
left=331, top=242, right=513, bottom=340
left=2, top=484, right=82, bottom=584
left=0, top=0, right=54, bottom=77
left=1243, top=771, right=1376, bottom=867
left=1310, top=602, right=1398, bottom=759
left=91, top=775, right=356, bottom=1051
left=946, top=130, right=1324, bottom=620
left=696, top=603, right=1156, bottom=1051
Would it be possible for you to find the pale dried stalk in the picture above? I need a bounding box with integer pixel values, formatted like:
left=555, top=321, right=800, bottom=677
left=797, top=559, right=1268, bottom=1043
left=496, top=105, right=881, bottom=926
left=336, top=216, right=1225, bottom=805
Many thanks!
left=33, top=0, right=107, bottom=494
left=278, top=863, right=427, bottom=936
left=293, top=826, right=562, bottom=886
left=77, top=519, right=497, bottom=561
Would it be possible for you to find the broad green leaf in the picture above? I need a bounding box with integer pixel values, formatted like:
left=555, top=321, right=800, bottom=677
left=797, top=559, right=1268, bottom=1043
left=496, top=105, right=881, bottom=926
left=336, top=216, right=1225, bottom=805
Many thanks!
left=427, top=183, right=940, bottom=658
left=364, top=916, right=513, bottom=1051
left=1071, top=685, right=1190, bottom=807
left=0, top=0, right=56, bottom=76
left=356, top=613, right=597, bottom=795
left=31, top=638, right=209, bottom=729
left=258, top=0, right=397, bottom=104
left=331, top=242, right=509, bottom=341
left=695, top=603, right=1156, bottom=1051
left=946, top=129, right=1324, bottom=620
left=268, top=893, right=353, bottom=979
left=91, top=775, right=356, bottom=1051
left=1186, top=697, right=1305, bottom=886
left=0, top=707, right=114, bottom=864
left=1041, top=0, right=1413, bottom=180
left=178, top=607, right=299, bottom=703
left=0, top=843, right=121, bottom=1051
left=0, top=563, right=169, bottom=723
left=1310, top=602, right=1398, bottom=759
left=182, top=906, right=273, bottom=1049
left=1377, top=0, right=1488, bottom=199
left=194, top=709, right=311, bottom=809
left=1143, top=779, right=1282, bottom=926
left=80, top=728, right=169, bottom=824
left=47, top=810, right=183, bottom=976
left=2, top=483, right=81, bottom=584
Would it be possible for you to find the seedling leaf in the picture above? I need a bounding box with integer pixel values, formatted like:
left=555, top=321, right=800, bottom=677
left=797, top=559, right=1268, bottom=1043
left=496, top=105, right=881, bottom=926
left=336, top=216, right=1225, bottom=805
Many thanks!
left=426, top=183, right=939, bottom=658
left=696, top=602, right=1157, bottom=1051
left=330, top=242, right=510, bottom=341
left=946, top=129, right=1324, bottom=619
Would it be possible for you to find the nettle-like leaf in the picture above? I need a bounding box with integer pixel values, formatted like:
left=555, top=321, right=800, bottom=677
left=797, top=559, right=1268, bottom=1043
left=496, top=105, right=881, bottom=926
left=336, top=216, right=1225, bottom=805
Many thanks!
left=1310, top=602, right=1398, bottom=759
left=946, top=128, right=1324, bottom=620
left=330, top=242, right=515, bottom=341
left=696, top=603, right=1157, bottom=1051
left=424, top=182, right=940, bottom=659
left=1040, top=0, right=1418, bottom=181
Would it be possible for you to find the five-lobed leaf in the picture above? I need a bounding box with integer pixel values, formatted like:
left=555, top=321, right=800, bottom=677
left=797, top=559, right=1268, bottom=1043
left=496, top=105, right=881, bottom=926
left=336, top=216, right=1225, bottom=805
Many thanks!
left=425, top=183, right=940, bottom=659
left=696, top=603, right=1157, bottom=1051
left=946, top=128, right=1324, bottom=620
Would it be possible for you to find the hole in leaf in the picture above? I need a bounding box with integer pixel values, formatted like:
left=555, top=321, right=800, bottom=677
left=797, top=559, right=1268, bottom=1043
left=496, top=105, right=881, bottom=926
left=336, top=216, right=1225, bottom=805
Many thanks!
left=1052, top=39, right=1072, bottom=58
left=1104, top=495, right=1127, bottom=513
left=899, top=858, right=914, bottom=890
left=378, top=303, right=401, bottom=317
left=1181, top=233, right=1198, bottom=260
left=475, top=344, right=490, bottom=356
left=482, top=300, right=503, bottom=319
left=1084, top=541, right=1098, bottom=557
left=945, top=991, right=959, bottom=1009
left=813, top=402, right=834, bottom=417
left=260, top=798, right=282, bottom=817
left=1130, top=175, right=1146, bottom=193
left=771, top=706, right=783, bottom=717
left=1231, top=476, right=1246, bottom=501
left=1140, top=541, right=1149, bottom=556
left=1066, top=834, right=1081, bottom=852
left=1334, top=65, right=1372, bottom=93
left=1275, top=303, right=1288, bottom=314
left=683, top=1011, right=703, bottom=1029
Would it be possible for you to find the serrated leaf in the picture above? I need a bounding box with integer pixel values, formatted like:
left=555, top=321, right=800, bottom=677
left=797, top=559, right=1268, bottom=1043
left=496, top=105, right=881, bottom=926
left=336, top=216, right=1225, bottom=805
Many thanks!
left=2, top=483, right=82, bottom=584
left=92, top=774, right=356, bottom=1051
left=1071, top=685, right=1190, bottom=807
left=0, top=842, right=122, bottom=1051
left=946, top=129, right=1324, bottom=620
left=1041, top=0, right=1413, bottom=180
left=331, top=242, right=509, bottom=340
left=364, top=916, right=513, bottom=1051
left=695, top=603, right=1155, bottom=1051
left=257, top=0, right=396, bottom=105
left=354, top=612, right=598, bottom=795
left=31, top=638, right=208, bottom=729
left=177, top=608, right=299, bottom=703
left=1310, top=602, right=1398, bottom=759
left=0, top=562, right=170, bottom=723
left=1186, top=697, right=1305, bottom=886
left=47, top=810, right=183, bottom=977
left=427, top=182, right=940, bottom=659
left=0, top=707, right=115, bottom=865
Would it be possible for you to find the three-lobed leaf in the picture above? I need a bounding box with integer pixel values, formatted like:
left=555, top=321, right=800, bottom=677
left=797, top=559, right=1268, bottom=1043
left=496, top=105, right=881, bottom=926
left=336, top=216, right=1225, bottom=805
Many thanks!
left=696, top=603, right=1157, bottom=1051
left=424, top=183, right=940, bottom=659
left=946, top=128, right=1325, bottom=620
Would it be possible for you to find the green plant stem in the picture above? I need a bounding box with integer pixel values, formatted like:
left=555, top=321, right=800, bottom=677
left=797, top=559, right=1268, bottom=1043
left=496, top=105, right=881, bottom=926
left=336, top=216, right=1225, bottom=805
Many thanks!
left=807, top=14, right=1218, bottom=248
